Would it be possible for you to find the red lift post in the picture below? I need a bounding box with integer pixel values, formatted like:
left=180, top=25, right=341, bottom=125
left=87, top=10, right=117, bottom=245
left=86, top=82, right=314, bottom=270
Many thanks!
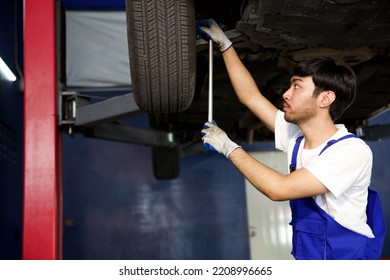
left=23, top=0, right=61, bottom=259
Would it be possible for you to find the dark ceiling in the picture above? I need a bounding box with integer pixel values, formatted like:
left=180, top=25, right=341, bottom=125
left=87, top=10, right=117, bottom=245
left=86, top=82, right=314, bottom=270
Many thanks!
left=62, top=0, right=125, bottom=10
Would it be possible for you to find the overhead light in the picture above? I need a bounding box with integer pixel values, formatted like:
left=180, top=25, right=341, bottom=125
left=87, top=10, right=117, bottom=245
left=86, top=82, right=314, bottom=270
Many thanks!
left=0, top=56, right=17, bottom=82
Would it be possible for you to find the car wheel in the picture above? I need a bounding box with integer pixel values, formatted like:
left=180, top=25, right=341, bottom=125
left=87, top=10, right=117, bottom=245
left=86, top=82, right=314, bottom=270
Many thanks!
left=152, top=146, right=180, bottom=180
left=125, top=0, right=196, bottom=113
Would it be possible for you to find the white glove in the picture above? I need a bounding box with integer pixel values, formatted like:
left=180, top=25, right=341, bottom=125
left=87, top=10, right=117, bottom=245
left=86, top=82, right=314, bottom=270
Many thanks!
left=196, top=19, right=232, bottom=52
left=201, top=121, right=241, bottom=158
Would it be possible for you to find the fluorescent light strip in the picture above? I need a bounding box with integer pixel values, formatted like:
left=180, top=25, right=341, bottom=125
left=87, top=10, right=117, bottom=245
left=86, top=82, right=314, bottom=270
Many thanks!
left=0, top=56, right=17, bottom=82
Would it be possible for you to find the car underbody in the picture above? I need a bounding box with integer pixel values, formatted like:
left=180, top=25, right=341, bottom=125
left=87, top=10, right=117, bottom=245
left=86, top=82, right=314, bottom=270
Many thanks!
left=189, top=0, right=390, bottom=143
left=61, top=0, right=390, bottom=179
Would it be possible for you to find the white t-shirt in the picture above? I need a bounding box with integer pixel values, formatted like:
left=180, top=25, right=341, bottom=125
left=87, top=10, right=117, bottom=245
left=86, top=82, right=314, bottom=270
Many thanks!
left=274, top=110, right=374, bottom=238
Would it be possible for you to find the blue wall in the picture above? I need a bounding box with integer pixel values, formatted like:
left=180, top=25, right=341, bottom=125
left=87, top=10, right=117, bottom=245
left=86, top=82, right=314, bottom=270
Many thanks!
left=62, top=119, right=250, bottom=259
left=368, top=139, right=390, bottom=257
left=367, top=111, right=390, bottom=257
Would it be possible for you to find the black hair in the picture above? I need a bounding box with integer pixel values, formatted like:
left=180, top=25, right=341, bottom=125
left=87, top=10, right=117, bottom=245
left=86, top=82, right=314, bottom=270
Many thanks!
left=293, top=57, right=356, bottom=121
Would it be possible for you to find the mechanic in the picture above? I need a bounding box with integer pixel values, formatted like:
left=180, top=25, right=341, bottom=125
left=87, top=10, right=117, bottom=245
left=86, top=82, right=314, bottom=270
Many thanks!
left=197, top=19, right=385, bottom=260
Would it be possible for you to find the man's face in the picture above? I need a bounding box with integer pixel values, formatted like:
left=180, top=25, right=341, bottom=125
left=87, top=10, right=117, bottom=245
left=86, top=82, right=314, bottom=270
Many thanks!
left=282, top=76, right=318, bottom=125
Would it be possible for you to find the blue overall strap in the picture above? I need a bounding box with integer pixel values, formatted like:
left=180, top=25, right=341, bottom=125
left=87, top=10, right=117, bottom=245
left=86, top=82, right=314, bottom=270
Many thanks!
left=290, top=133, right=358, bottom=172
left=289, top=136, right=304, bottom=173
left=319, top=134, right=358, bottom=155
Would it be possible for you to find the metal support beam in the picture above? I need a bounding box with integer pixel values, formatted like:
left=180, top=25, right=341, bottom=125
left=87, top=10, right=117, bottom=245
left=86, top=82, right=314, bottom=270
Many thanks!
left=85, top=123, right=176, bottom=147
left=62, top=91, right=140, bottom=126
left=357, top=123, right=390, bottom=141
left=76, top=93, right=140, bottom=126
left=59, top=91, right=177, bottom=147
left=23, top=0, right=60, bottom=259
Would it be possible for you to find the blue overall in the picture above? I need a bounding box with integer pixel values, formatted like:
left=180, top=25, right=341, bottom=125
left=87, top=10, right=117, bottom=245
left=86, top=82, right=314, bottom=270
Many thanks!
left=289, top=134, right=386, bottom=260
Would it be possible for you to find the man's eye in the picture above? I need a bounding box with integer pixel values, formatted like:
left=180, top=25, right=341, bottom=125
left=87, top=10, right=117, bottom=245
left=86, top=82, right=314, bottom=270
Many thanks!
left=293, top=84, right=299, bottom=89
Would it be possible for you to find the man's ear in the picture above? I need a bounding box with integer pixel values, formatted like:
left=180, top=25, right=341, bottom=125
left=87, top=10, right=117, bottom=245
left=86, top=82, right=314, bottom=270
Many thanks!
left=319, top=90, right=336, bottom=108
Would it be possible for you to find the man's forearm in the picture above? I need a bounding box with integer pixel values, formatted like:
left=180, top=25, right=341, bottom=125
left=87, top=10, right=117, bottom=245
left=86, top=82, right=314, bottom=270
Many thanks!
left=228, top=147, right=329, bottom=201
left=228, top=147, right=287, bottom=201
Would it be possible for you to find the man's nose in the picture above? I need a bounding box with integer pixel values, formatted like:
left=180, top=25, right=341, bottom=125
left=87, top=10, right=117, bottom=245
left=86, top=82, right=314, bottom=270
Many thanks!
left=283, top=87, right=292, bottom=100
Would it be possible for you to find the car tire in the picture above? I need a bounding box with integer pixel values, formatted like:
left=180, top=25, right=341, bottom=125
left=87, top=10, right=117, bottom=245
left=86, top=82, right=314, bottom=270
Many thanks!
left=125, top=0, right=196, bottom=113
left=152, top=146, right=180, bottom=180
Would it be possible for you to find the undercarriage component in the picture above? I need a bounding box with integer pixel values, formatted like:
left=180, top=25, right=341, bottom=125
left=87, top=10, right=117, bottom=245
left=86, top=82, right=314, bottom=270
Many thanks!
left=59, top=90, right=181, bottom=179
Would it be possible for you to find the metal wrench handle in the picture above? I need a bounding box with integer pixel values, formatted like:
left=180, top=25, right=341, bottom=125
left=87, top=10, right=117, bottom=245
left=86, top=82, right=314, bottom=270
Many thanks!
left=208, top=40, right=213, bottom=123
